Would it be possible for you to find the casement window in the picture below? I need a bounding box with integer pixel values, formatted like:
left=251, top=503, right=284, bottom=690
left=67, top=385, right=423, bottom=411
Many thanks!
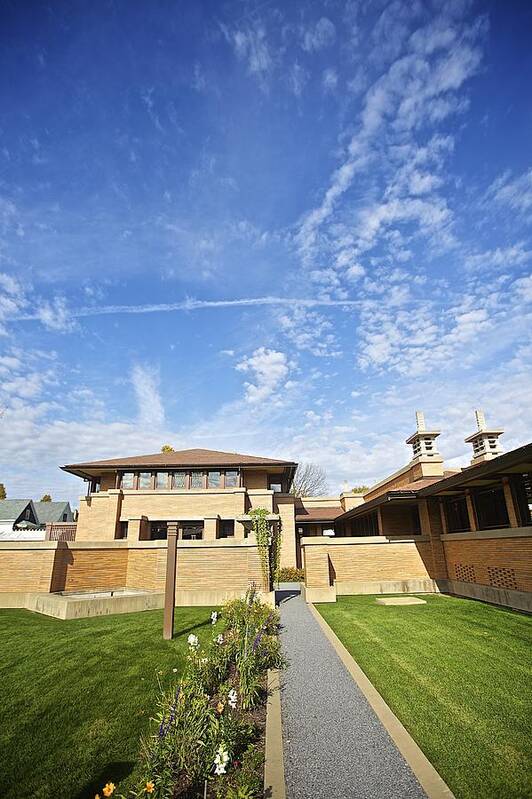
left=138, top=472, right=152, bottom=489
left=190, top=471, right=204, bottom=488
left=473, top=486, right=509, bottom=530
left=268, top=475, right=283, bottom=493
left=150, top=521, right=168, bottom=540
left=172, top=472, right=186, bottom=489
left=155, top=472, right=169, bottom=489
left=444, top=496, right=470, bottom=533
left=225, top=470, right=239, bottom=487
left=181, top=522, right=203, bottom=540
left=208, top=471, right=221, bottom=488
left=219, top=519, right=235, bottom=538
left=350, top=511, right=379, bottom=536
left=121, top=472, right=135, bottom=489
left=511, top=473, right=532, bottom=527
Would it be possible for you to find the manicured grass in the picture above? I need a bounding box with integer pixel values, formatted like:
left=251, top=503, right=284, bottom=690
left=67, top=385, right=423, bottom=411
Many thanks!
left=0, top=607, right=215, bottom=799
left=317, top=595, right=532, bottom=799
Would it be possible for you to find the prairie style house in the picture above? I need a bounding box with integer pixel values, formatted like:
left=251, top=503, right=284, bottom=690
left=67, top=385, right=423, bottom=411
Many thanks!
left=62, top=449, right=299, bottom=560
left=0, top=410, right=530, bottom=616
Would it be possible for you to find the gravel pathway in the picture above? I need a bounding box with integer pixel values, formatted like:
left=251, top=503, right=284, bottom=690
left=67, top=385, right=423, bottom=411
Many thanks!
left=278, top=591, right=427, bottom=799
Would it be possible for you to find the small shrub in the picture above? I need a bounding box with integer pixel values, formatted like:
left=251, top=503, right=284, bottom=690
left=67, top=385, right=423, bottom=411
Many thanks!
left=278, top=567, right=304, bottom=582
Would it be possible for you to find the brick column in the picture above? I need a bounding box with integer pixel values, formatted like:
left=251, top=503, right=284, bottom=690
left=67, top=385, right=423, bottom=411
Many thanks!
left=418, top=497, right=448, bottom=580
left=502, top=478, right=520, bottom=528
left=128, top=516, right=149, bottom=541
left=204, top=516, right=219, bottom=541
left=163, top=522, right=178, bottom=640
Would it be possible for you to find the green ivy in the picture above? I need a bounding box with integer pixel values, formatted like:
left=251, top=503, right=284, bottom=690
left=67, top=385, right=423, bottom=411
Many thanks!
left=248, top=507, right=282, bottom=589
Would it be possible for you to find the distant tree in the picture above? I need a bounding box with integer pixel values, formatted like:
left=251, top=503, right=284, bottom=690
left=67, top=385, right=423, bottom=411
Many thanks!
left=352, top=485, right=370, bottom=494
left=291, top=463, right=328, bottom=497
left=161, top=444, right=175, bottom=453
left=0, top=483, right=6, bottom=500
left=40, top=494, right=52, bottom=502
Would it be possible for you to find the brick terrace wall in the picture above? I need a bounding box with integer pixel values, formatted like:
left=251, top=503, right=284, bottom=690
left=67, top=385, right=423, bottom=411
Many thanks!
left=443, top=536, right=532, bottom=593
left=302, top=537, right=433, bottom=590
left=0, top=545, right=56, bottom=592
left=0, top=540, right=267, bottom=596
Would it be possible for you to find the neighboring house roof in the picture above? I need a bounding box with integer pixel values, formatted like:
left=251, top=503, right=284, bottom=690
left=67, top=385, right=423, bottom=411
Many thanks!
left=62, top=448, right=298, bottom=479
left=0, top=499, right=33, bottom=522
left=295, top=507, right=341, bottom=522
left=33, top=501, right=72, bottom=525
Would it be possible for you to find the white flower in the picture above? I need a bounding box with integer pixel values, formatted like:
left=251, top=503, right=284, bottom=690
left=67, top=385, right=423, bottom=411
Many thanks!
left=211, top=611, right=218, bottom=625
left=215, top=634, right=224, bottom=645
left=228, top=688, right=237, bottom=709
left=187, top=634, right=199, bottom=649
left=214, top=744, right=229, bottom=775
left=172, top=668, right=178, bottom=673
left=201, top=657, right=208, bottom=664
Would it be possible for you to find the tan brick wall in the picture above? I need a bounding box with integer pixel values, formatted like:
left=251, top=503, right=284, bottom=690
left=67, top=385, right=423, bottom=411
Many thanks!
left=275, top=495, right=297, bottom=568
left=303, top=540, right=433, bottom=588
left=100, top=474, right=116, bottom=491
left=243, top=471, right=268, bottom=489
left=0, top=548, right=55, bottom=592
left=52, top=548, right=128, bottom=592
left=443, top=537, right=532, bottom=593
left=120, top=490, right=246, bottom=519
left=303, top=545, right=331, bottom=589
left=76, top=493, right=122, bottom=541
left=381, top=504, right=417, bottom=535
left=126, top=547, right=167, bottom=590
left=176, top=545, right=265, bottom=591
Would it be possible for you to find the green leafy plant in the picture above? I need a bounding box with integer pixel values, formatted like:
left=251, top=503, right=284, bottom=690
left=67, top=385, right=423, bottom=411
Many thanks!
left=248, top=507, right=282, bottom=588
left=113, top=591, right=283, bottom=798
left=278, top=567, right=304, bottom=582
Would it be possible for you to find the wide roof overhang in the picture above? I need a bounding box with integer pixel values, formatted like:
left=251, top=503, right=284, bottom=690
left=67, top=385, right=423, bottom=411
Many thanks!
left=417, top=442, right=532, bottom=497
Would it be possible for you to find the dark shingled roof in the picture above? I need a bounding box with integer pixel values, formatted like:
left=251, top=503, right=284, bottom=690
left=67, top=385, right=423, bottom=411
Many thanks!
left=0, top=500, right=32, bottom=522
left=295, top=506, right=341, bottom=522
left=33, top=501, right=72, bottom=525
left=62, top=448, right=297, bottom=478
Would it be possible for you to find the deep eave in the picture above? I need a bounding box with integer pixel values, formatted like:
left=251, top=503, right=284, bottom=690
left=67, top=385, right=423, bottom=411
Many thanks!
left=61, top=448, right=297, bottom=481
left=417, top=442, right=532, bottom=497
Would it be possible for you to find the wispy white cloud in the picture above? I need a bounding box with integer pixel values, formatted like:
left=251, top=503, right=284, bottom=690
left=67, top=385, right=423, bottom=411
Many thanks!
left=131, top=364, right=165, bottom=429
left=301, top=17, right=336, bottom=52
left=235, top=347, right=291, bottom=404
left=485, top=168, right=532, bottom=216
left=465, top=244, right=532, bottom=272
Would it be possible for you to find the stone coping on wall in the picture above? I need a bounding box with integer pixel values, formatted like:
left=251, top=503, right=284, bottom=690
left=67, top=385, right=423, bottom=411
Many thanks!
left=300, top=535, right=430, bottom=546
left=440, top=526, right=532, bottom=541
left=0, top=538, right=261, bottom=551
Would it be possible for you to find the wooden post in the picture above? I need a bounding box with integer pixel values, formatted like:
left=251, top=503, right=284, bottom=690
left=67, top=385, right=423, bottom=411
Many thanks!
left=438, top=498, right=448, bottom=535
left=502, top=477, right=520, bottom=528
left=465, top=490, right=478, bottom=532
left=163, top=522, right=178, bottom=640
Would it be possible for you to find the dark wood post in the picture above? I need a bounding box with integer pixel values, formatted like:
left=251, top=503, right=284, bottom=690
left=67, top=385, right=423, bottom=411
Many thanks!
left=163, top=522, right=178, bottom=640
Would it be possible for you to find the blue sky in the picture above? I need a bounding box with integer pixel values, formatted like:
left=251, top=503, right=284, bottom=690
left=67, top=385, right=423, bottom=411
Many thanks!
left=0, top=0, right=531, bottom=504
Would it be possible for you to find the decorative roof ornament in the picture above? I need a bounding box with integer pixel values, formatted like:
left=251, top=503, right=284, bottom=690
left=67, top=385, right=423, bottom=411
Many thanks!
left=405, top=411, right=442, bottom=464
left=464, top=409, right=504, bottom=465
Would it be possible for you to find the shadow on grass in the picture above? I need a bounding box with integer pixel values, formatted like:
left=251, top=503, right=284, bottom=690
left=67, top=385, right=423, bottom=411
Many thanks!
left=73, top=761, right=135, bottom=799
left=172, top=617, right=212, bottom=638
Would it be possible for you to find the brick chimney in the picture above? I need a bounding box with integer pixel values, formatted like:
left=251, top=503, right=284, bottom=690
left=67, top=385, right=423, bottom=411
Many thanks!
left=464, top=409, right=504, bottom=465
left=405, top=411, right=444, bottom=477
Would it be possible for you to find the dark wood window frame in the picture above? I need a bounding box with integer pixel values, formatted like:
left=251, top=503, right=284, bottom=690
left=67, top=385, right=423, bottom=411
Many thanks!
left=472, top=485, right=510, bottom=530
left=444, top=495, right=471, bottom=533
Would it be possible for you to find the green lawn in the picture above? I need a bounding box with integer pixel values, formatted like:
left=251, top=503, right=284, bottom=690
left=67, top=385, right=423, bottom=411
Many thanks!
left=317, top=595, right=532, bottom=799
left=0, top=607, right=215, bottom=799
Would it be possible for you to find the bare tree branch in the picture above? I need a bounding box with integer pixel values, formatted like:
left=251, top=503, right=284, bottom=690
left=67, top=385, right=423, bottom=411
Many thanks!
left=291, top=463, right=328, bottom=497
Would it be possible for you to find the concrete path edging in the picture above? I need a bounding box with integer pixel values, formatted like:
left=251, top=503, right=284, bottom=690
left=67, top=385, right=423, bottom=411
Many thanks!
left=308, top=603, right=456, bottom=799
left=264, top=669, right=286, bottom=799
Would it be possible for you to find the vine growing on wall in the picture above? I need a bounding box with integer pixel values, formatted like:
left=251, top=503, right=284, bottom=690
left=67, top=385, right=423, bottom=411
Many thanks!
left=249, top=507, right=282, bottom=589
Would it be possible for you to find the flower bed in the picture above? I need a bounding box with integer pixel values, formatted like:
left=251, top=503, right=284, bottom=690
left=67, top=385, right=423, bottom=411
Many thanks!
left=95, top=587, right=284, bottom=799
